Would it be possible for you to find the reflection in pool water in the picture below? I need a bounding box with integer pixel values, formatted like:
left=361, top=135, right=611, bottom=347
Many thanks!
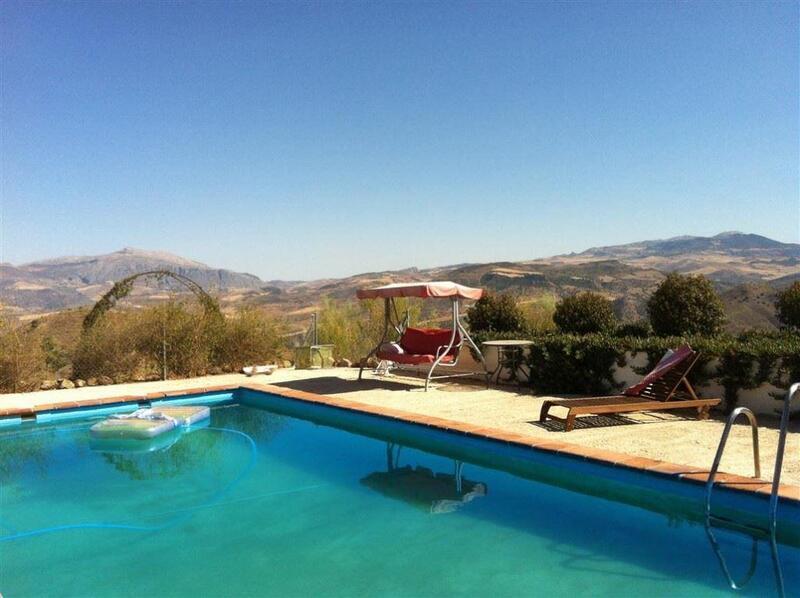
left=0, top=402, right=797, bottom=596
left=361, top=443, right=487, bottom=514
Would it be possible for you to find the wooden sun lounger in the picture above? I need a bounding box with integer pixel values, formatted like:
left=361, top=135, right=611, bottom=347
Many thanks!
left=539, top=346, right=720, bottom=432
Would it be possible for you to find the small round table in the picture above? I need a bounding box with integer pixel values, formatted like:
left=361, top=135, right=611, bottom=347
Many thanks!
left=481, top=340, right=534, bottom=387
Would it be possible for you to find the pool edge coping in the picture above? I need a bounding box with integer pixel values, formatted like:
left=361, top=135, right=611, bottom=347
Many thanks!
left=2, top=380, right=798, bottom=504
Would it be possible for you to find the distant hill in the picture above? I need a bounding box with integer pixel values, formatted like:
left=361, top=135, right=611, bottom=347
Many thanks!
left=719, top=283, right=781, bottom=333
left=575, top=231, right=798, bottom=259
left=1, top=233, right=797, bottom=332
left=0, top=248, right=264, bottom=314
left=564, top=231, right=799, bottom=285
left=236, top=232, right=796, bottom=332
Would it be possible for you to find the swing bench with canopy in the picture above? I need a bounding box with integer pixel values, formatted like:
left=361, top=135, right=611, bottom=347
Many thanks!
left=355, top=281, right=489, bottom=391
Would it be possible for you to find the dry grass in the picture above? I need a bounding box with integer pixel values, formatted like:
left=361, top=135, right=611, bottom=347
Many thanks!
left=0, top=303, right=286, bottom=391
left=0, top=317, right=48, bottom=392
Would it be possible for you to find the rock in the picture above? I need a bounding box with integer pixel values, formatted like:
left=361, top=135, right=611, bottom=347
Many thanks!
left=281, top=360, right=293, bottom=369
left=209, top=366, right=223, bottom=375
left=97, top=375, right=114, bottom=386
left=335, top=358, right=353, bottom=368
left=73, top=379, right=86, bottom=388
left=57, top=379, right=75, bottom=389
left=40, top=380, right=57, bottom=391
left=366, top=356, right=379, bottom=368
left=86, top=377, right=99, bottom=386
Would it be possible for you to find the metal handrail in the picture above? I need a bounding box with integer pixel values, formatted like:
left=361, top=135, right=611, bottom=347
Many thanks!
left=704, top=523, right=759, bottom=591
left=705, top=407, right=760, bottom=516
left=703, top=384, right=797, bottom=597
left=704, top=518, right=785, bottom=597
left=769, top=382, right=799, bottom=534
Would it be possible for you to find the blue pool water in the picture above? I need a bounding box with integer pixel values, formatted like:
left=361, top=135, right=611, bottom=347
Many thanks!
left=0, top=391, right=797, bottom=597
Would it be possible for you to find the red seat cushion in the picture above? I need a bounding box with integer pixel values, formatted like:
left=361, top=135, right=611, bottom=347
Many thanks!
left=399, top=327, right=460, bottom=358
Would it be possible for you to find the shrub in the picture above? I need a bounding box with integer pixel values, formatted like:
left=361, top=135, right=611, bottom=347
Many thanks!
left=41, top=336, right=70, bottom=371
left=615, top=320, right=653, bottom=338
left=217, top=307, right=285, bottom=370
left=553, top=292, right=616, bottom=335
left=521, top=330, right=800, bottom=411
left=135, top=302, right=219, bottom=378
left=3, top=302, right=287, bottom=391
left=467, top=293, right=526, bottom=334
left=317, top=298, right=420, bottom=361
left=0, top=317, right=48, bottom=393
left=775, top=281, right=800, bottom=331
left=519, top=294, right=557, bottom=334
left=74, top=301, right=285, bottom=381
left=73, top=312, right=153, bottom=382
left=317, top=299, right=380, bottom=361
left=526, top=334, right=622, bottom=394
left=647, top=273, right=726, bottom=336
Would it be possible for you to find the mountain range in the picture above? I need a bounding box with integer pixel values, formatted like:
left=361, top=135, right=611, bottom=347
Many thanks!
left=0, top=248, right=262, bottom=314
left=1, top=232, right=797, bottom=332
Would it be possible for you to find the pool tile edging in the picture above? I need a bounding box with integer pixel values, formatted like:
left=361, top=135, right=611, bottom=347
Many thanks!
left=1, top=381, right=796, bottom=503
left=238, top=382, right=798, bottom=503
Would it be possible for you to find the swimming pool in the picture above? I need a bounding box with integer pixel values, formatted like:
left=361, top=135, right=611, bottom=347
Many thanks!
left=1, top=388, right=797, bottom=596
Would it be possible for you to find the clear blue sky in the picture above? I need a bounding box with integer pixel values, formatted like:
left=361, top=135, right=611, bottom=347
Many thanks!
left=1, top=1, right=797, bottom=280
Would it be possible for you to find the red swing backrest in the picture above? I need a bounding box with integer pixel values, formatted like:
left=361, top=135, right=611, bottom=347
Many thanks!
left=399, top=327, right=461, bottom=357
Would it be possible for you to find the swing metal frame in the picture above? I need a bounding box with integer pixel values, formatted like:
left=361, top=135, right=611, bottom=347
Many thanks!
left=356, top=282, right=489, bottom=391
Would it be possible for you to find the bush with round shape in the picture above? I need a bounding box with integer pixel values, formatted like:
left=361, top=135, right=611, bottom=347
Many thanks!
left=647, top=273, right=726, bottom=337
left=775, top=281, right=800, bottom=331
left=615, top=320, right=653, bottom=338
left=553, top=292, right=616, bottom=335
left=466, top=293, right=525, bottom=334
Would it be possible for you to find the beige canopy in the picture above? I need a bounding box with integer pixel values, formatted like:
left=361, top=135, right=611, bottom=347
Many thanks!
left=356, top=281, right=483, bottom=301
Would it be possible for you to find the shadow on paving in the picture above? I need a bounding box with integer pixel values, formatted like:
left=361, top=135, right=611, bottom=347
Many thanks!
left=271, top=375, right=422, bottom=395
left=531, top=414, right=643, bottom=432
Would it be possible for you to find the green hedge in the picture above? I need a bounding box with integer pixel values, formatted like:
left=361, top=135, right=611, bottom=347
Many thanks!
left=473, top=330, right=800, bottom=412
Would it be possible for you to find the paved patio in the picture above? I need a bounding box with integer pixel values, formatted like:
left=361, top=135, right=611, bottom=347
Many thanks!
left=1, top=367, right=797, bottom=486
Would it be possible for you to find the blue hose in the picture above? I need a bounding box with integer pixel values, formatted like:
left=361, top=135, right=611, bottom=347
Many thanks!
left=0, top=426, right=258, bottom=543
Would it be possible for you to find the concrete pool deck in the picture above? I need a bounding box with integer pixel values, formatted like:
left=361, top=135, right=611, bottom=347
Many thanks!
left=1, top=367, right=798, bottom=495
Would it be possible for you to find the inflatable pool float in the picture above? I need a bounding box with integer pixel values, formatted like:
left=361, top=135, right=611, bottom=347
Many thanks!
left=89, top=427, right=182, bottom=453
left=154, top=406, right=210, bottom=427
left=90, top=412, right=175, bottom=440
left=90, top=406, right=210, bottom=440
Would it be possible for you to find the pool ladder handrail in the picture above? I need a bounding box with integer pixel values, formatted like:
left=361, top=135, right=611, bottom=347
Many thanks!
left=768, top=382, right=799, bottom=534
left=703, top=382, right=798, bottom=597
left=704, top=406, right=761, bottom=516
left=704, top=524, right=759, bottom=591
left=705, top=383, right=799, bottom=526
